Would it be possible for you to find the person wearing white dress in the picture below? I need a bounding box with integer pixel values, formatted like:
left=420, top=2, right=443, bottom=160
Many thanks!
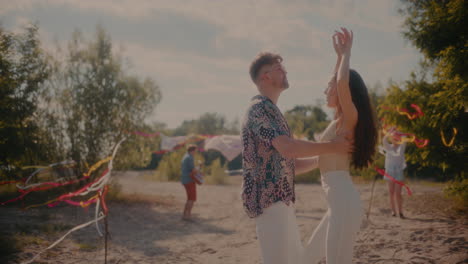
left=302, top=28, right=378, bottom=264
left=381, top=132, right=407, bottom=218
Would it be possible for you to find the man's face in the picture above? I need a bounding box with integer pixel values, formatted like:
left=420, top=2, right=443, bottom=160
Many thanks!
left=261, top=62, right=289, bottom=90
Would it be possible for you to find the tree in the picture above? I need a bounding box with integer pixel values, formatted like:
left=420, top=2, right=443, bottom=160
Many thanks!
left=170, top=112, right=240, bottom=169
left=0, top=24, right=52, bottom=176
left=172, top=112, right=238, bottom=136
left=284, top=105, right=328, bottom=141
left=43, top=25, right=162, bottom=167
left=380, top=0, right=467, bottom=178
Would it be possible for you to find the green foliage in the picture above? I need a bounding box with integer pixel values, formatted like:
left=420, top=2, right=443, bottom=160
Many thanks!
left=350, top=153, right=385, bottom=181
left=380, top=1, right=467, bottom=178
left=1, top=23, right=163, bottom=175
left=443, top=176, right=468, bottom=212
left=295, top=168, right=320, bottom=184
left=42, top=25, right=161, bottom=168
left=380, top=78, right=465, bottom=174
left=151, top=147, right=229, bottom=185
left=203, top=158, right=228, bottom=185
left=105, top=178, right=123, bottom=202
left=78, top=243, right=98, bottom=251
left=173, top=112, right=239, bottom=136
left=114, top=123, right=166, bottom=170
left=154, top=149, right=205, bottom=182
left=284, top=105, right=328, bottom=140
left=0, top=24, right=53, bottom=176
left=171, top=112, right=240, bottom=170
left=155, top=149, right=185, bottom=181
left=400, top=0, right=467, bottom=80
left=0, top=233, right=22, bottom=263
left=114, top=135, right=159, bottom=170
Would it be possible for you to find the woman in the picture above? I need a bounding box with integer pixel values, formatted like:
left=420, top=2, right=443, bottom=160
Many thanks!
left=381, top=130, right=407, bottom=219
left=303, top=28, right=378, bottom=263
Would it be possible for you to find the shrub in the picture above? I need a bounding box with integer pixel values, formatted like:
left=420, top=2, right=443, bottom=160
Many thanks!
left=443, top=177, right=468, bottom=213
left=153, top=149, right=205, bottom=182
left=203, top=158, right=227, bottom=185
left=295, top=169, right=320, bottom=184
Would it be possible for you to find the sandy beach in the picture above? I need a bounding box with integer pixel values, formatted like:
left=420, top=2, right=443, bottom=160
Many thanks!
left=3, top=171, right=467, bottom=264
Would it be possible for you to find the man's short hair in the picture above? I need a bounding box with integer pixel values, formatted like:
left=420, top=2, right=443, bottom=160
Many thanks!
left=249, top=52, right=283, bottom=83
left=187, top=144, right=197, bottom=153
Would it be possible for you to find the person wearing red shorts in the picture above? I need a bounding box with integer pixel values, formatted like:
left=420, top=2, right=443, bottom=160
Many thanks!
left=181, top=144, right=198, bottom=221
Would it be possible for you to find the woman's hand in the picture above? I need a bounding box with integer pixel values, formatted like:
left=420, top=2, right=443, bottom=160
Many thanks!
left=332, top=32, right=342, bottom=57
left=333, top=27, right=353, bottom=57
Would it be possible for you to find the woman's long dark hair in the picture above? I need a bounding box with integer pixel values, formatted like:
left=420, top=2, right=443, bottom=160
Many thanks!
left=348, top=69, right=378, bottom=169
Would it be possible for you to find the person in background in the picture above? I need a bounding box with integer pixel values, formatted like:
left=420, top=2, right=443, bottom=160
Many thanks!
left=381, top=130, right=407, bottom=219
left=181, top=144, right=199, bottom=221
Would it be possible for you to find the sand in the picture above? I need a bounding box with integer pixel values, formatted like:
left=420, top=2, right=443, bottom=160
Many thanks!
left=5, top=171, right=467, bottom=264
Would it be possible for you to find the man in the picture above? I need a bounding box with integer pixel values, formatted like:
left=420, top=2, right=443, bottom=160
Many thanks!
left=181, top=144, right=199, bottom=221
left=241, top=52, right=352, bottom=263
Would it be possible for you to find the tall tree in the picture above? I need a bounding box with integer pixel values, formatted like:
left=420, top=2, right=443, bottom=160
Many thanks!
left=380, top=0, right=467, bottom=178
left=0, top=24, right=52, bottom=176
left=45, top=25, right=162, bottom=166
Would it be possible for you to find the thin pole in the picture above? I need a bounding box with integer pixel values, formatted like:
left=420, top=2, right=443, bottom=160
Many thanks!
left=366, top=174, right=379, bottom=220
left=104, top=214, right=108, bottom=264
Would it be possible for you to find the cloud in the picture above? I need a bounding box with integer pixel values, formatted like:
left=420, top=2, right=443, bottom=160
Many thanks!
left=1, top=0, right=420, bottom=128
left=0, top=0, right=331, bottom=55
left=300, top=0, right=404, bottom=33
left=1, top=0, right=405, bottom=60
left=123, top=42, right=253, bottom=94
left=365, top=49, right=421, bottom=85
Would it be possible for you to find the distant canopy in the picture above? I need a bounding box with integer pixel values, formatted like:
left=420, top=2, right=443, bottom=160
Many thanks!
left=155, top=134, right=242, bottom=161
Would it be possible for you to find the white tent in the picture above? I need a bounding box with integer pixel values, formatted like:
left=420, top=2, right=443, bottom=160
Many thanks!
left=204, top=135, right=242, bottom=161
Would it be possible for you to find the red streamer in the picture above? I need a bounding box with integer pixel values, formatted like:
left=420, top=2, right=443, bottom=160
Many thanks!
left=375, top=166, right=412, bottom=196
left=0, top=180, right=24, bottom=185
left=396, top=104, right=424, bottom=120
left=55, top=168, right=109, bottom=202
left=100, top=185, right=109, bottom=215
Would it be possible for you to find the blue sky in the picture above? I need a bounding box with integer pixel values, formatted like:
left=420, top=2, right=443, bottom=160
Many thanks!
left=1, top=0, right=422, bottom=128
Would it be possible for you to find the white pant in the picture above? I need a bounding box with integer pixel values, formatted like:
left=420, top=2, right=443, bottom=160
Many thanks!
left=303, top=170, right=363, bottom=264
left=256, top=202, right=303, bottom=264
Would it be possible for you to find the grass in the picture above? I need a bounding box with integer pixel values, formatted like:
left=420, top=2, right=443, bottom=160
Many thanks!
left=295, top=169, right=321, bottom=184
left=415, top=180, right=447, bottom=187
left=0, top=233, right=21, bottom=263
left=443, top=178, right=468, bottom=214
left=78, top=243, right=98, bottom=251
left=406, top=191, right=467, bottom=218
left=39, top=223, right=73, bottom=234
left=13, top=222, right=73, bottom=236
left=0, top=184, right=20, bottom=204
left=106, top=179, right=176, bottom=206
left=108, top=191, right=176, bottom=206
left=0, top=233, right=48, bottom=263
